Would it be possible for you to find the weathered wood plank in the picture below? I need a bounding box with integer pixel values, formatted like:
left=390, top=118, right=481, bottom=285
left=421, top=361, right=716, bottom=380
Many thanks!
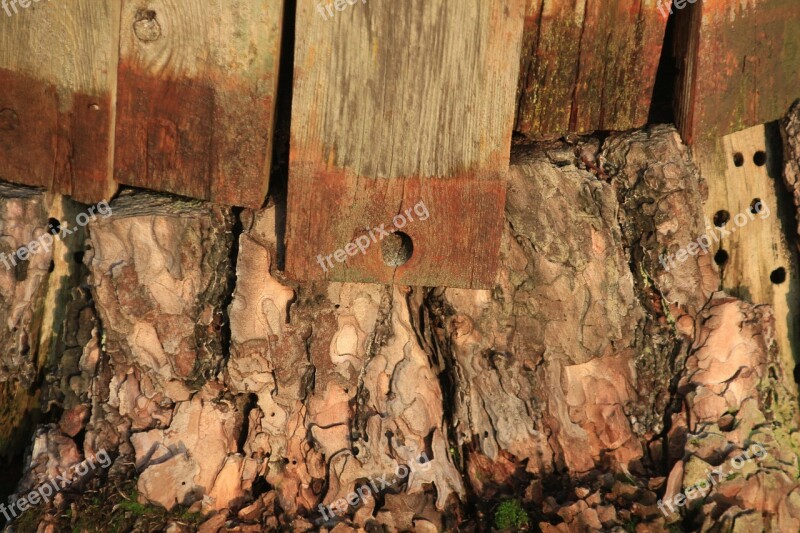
left=114, top=0, right=283, bottom=208
left=287, top=0, right=526, bottom=288
left=515, top=0, right=667, bottom=138
left=694, top=125, right=799, bottom=394
left=673, top=0, right=800, bottom=145
left=0, top=0, right=120, bottom=203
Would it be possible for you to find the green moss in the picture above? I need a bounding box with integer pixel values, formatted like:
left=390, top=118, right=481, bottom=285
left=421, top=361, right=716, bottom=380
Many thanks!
left=494, top=499, right=529, bottom=531
left=6, top=480, right=206, bottom=533
left=623, top=517, right=641, bottom=532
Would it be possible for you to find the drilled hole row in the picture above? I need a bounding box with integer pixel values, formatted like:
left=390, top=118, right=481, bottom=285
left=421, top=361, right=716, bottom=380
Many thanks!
left=733, top=151, right=766, bottom=168
left=711, top=199, right=785, bottom=285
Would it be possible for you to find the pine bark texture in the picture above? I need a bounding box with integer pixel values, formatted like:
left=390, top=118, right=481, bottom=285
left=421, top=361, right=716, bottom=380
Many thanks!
left=4, top=123, right=800, bottom=532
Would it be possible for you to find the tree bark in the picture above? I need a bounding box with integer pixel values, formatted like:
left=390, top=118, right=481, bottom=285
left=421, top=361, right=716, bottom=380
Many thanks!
left=4, top=124, right=800, bottom=533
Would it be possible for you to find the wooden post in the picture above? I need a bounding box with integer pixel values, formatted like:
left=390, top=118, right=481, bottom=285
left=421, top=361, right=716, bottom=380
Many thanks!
left=287, top=0, right=526, bottom=288
left=673, top=0, right=800, bottom=145
left=0, top=0, right=120, bottom=203
left=515, top=0, right=667, bottom=138
left=114, top=0, right=284, bottom=208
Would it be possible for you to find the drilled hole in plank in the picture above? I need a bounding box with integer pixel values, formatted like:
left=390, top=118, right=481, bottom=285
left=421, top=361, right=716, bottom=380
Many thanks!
left=750, top=198, right=764, bottom=214
left=381, top=232, right=413, bottom=267
left=733, top=153, right=744, bottom=167
left=714, top=249, right=729, bottom=266
left=770, top=267, right=787, bottom=284
left=713, top=210, right=730, bottom=227
left=753, top=151, right=767, bottom=167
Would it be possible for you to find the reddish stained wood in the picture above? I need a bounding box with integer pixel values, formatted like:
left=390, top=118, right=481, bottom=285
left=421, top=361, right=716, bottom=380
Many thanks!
left=287, top=0, right=525, bottom=288
left=115, top=67, right=215, bottom=201
left=0, top=69, right=56, bottom=191
left=289, top=166, right=506, bottom=287
left=0, top=1, right=120, bottom=203
left=114, top=0, right=283, bottom=209
left=673, top=0, right=800, bottom=145
left=516, top=0, right=667, bottom=138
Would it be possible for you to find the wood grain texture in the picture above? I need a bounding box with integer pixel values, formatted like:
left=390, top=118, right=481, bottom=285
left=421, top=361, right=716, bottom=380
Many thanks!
left=0, top=0, right=120, bottom=203
left=515, top=0, right=667, bottom=138
left=695, top=125, right=799, bottom=395
left=287, top=0, right=526, bottom=288
left=673, top=0, right=800, bottom=145
left=114, top=0, right=283, bottom=208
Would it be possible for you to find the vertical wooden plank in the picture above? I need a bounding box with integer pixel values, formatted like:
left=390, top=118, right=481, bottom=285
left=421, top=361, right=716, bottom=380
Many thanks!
left=516, top=0, right=667, bottom=138
left=0, top=0, right=120, bottom=203
left=673, top=0, right=800, bottom=145
left=115, top=0, right=283, bottom=208
left=287, top=0, right=526, bottom=288
left=695, top=125, right=799, bottom=395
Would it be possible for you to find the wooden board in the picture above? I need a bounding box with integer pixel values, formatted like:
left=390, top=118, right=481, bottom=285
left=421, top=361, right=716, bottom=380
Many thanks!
left=673, top=0, right=800, bottom=145
left=695, top=124, right=799, bottom=393
left=0, top=0, right=120, bottom=203
left=286, top=0, right=526, bottom=288
left=114, top=0, right=283, bottom=208
left=515, top=0, right=667, bottom=138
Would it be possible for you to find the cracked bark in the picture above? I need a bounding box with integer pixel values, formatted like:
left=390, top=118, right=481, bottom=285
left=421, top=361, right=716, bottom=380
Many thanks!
left=5, top=124, right=800, bottom=532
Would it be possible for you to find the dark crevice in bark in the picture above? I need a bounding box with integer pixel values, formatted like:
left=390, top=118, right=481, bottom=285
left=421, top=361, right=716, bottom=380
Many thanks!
left=218, top=206, right=244, bottom=371
left=350, top=286, right=393, bottom=445
left=605, top=130, right=695, bottom=477
left=421, top=288, right=462, bottom=466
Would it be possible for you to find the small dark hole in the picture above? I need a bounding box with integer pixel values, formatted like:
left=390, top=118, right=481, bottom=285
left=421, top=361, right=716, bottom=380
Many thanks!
left=48, top=260, right=55, bottom=273
left=181, top=481, right=186, bottom=486
left=733, top=153, right=744, bottom=167
left=770, top=267, right=787, bottom=284
left=749, top=198, right=763, bottom=214
left=48, top=218, right=61, bottom=234
left=270, top=412, right=275, bottom=417
left=73, top=251, right=84, bottom=264
left=753, top=151, right=767, bottom=167
left=381, top=231, right=413, bottom=267
left=291, top=460, right=297, bottom=465
left=714, top=249, right=729, bottom=266
left=713, top=210, right=730, bottom=227
left=136, top=9, right=156, bottom=21
left=352, top=447, right=359, bottom=456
